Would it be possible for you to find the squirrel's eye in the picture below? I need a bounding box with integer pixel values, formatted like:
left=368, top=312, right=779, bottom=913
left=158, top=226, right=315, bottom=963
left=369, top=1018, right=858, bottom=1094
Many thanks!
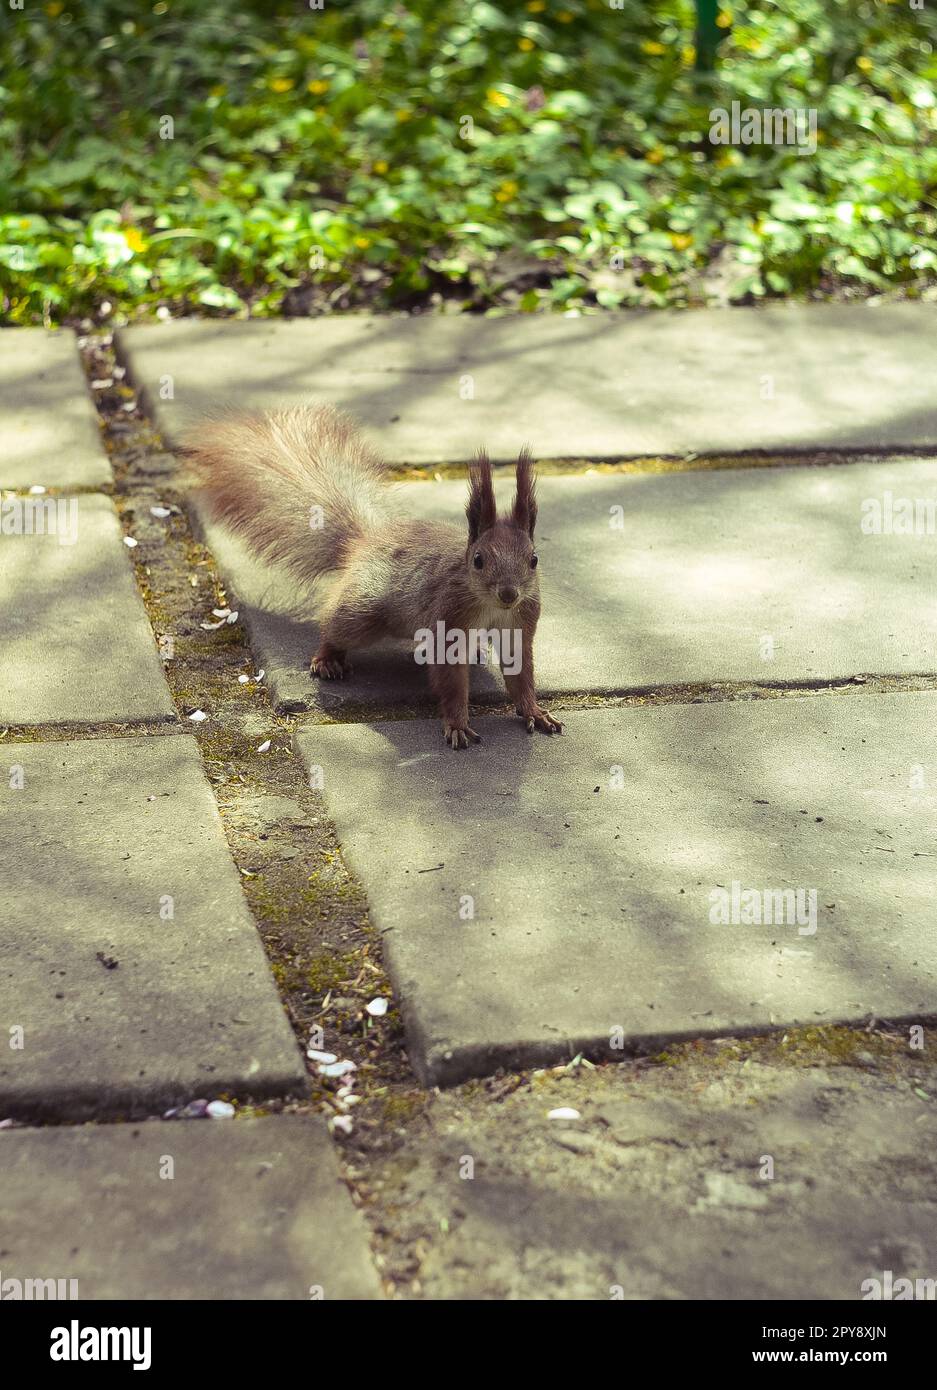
left=473, top=552, right=484, bottom=569
left=530, top=553, right=539, bottom=569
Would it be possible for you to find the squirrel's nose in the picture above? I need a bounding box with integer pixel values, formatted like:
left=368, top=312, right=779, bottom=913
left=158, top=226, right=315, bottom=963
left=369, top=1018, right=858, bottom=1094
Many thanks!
left=498, top=585, right=519, bottom=606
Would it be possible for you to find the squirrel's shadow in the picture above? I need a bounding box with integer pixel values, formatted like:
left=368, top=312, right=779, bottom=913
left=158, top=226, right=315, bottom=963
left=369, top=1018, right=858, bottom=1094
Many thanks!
left=244, top=604, right=511, bottom=716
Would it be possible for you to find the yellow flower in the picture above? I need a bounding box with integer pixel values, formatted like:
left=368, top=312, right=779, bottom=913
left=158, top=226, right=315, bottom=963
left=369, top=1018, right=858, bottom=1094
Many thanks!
left=526, top=0, right=545, bottom=10
left=669, top=233, right=692, bottom=251
left=856, top=56, right=873, bottom=73
left=487, top=89, right=511, bottom=108
left=558, top=11, right=574, bottom=22
left=646, top=147, right=665, bottom=164
left=373, top=159, right=388, bottom=175
left=395, top=108, right=412, bottom=122
left=495, top=180, right=519, bottom=203
left=716, top=8, right=732, bottom=26
left=270, top=77, right=295, bottom=93
left=354, top=236, right=371, bottom=249
left=45, top=2, right=64, bottom=15
left=125, top=228, right=147, bottom=254
left=307, top=79, right=329, bottom=95
left=682, top=44, right=696, bottom=65
left=641, top=40, right=666, bottom=56
left=519, top=37, right=535, bottom=52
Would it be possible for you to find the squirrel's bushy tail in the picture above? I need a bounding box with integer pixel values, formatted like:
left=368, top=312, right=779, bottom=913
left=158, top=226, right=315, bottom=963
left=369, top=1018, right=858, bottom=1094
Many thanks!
left=183, top=404, right=389, bottom=585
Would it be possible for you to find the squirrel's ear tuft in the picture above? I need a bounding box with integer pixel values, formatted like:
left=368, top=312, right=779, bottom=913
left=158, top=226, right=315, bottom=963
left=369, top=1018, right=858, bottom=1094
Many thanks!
left=466, top=449, right=497, bottom=541
left=512, top=446, right=537, bottom=539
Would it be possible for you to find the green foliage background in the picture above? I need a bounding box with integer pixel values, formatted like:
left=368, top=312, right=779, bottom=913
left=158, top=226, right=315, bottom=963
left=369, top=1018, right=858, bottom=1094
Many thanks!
left=0, top=0, right=934, bottom=324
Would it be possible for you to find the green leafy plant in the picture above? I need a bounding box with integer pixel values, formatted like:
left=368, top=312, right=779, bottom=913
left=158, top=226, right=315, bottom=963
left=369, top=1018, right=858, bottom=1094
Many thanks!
left=0, top=0, right=934, bottom=324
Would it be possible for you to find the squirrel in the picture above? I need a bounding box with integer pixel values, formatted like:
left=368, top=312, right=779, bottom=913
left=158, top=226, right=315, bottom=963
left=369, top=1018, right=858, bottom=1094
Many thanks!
left=184, top=404, right=563, bottom=749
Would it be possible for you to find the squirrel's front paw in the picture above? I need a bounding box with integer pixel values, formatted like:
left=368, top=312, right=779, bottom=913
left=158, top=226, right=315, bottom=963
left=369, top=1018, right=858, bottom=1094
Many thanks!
left=443, top=720, right=481, bottom=751
left=310, top=651, right=352, bottom=680
left=517, top=705, right=564, bottom=735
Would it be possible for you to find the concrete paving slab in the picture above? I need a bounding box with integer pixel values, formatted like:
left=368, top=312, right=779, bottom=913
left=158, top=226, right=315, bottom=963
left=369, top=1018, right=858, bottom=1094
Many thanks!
left=118, top=304, right=937, bottom=459
left=0, top=735, right=307, bottom=1119
left=0, top=492, right=176, bottom=725
left=0, top=328, right=109, bottom=489
left=295, top=694, right=937, bottom=1085
left=0, top=1116, right=380, bottom=1299
left=195, top=459, right=937, bottom=713
left=398, top=1065, right=937, bottom=1299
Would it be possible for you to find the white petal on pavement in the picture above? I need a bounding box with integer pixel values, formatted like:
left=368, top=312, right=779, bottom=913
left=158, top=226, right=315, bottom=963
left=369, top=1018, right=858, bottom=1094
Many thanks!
left=319, top=1060, right=357, bottom=1079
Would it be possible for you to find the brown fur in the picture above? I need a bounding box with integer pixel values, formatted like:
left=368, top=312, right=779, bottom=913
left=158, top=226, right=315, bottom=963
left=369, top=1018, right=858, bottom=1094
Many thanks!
left=184, top=405, right=563, bottom=748
left=184, top=404, right=387, bottom=583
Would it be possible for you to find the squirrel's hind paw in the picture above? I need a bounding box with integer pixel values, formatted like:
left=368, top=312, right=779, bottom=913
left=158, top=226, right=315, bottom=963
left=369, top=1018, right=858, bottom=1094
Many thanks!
left=310, top=651, right=353, bottom=680
left=443, top=721, right=481, bottom=751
